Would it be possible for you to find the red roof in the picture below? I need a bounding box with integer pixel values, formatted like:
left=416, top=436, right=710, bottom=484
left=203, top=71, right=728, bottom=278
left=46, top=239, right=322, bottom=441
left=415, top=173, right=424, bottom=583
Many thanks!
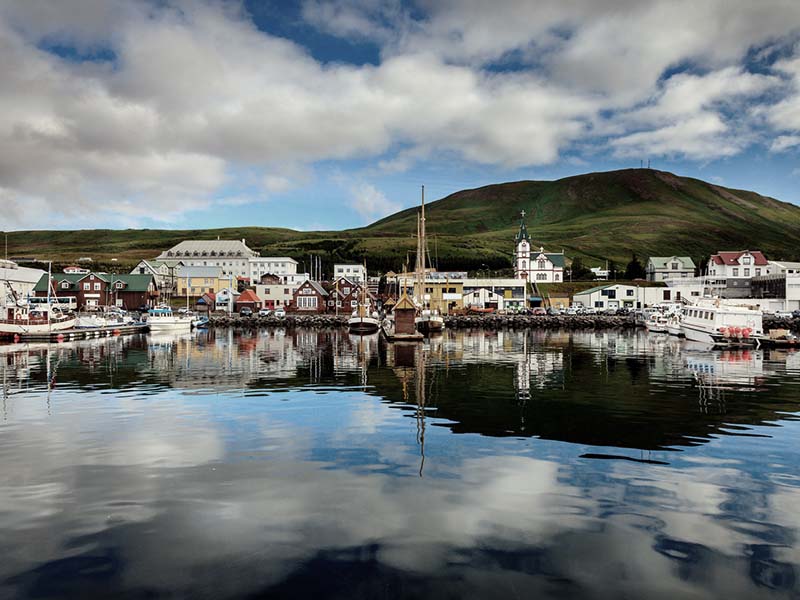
left=205, top=291, right=216, bottom=301
left=710, top=251, right=768, bottom=266
left=236, top=289, right=261, bottom=303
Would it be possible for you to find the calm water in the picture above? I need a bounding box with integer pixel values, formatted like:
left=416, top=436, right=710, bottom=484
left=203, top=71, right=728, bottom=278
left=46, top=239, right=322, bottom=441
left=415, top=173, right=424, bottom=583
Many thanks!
left=1, top=328, right=799, bottom=599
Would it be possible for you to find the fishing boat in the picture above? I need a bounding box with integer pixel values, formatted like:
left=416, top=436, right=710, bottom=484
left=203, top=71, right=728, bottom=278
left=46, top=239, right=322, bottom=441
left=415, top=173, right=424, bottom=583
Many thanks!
left=144, top=305, right=193, bottom=332
left=413, top=185, right=445, bottom=334
left=681, top=298, right=764, bottom=346
left=644, top=313, right=669, bottom=333
left=348, top=270, right=380, bottom=334
left=0, top=263, right=77, bottom=340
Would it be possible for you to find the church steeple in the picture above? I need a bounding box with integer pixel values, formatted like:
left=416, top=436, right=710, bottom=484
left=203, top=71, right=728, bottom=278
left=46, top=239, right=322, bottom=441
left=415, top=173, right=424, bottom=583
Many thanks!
left=515, top=210, right=531, bottom=243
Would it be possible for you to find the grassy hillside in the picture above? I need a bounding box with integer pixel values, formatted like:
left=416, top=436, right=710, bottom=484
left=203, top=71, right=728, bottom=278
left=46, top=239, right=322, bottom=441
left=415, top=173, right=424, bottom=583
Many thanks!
left=6, top=169, right=800, bottom=274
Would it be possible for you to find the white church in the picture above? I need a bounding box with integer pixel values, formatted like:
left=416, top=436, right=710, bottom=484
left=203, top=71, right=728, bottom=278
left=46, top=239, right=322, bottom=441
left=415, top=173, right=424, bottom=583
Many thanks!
left=514, top=211, right=566, bottom=283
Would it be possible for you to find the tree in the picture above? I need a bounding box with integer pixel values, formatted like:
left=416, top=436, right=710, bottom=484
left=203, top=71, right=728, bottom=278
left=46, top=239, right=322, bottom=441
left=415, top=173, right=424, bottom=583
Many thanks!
left=624, top=253, right=646, bottom=280
left=569, top=256, right=592, bottom=280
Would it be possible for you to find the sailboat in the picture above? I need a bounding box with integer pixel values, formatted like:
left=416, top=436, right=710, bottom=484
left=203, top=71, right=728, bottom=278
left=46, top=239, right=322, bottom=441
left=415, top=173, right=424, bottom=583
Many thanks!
left=348, top=265, right=380, bottom=334
left=414, top=185, right=444, bottom=334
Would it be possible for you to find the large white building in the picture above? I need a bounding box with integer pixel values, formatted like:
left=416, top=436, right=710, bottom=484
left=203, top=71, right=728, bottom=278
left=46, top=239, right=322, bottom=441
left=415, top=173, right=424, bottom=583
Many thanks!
left=0, top=260, right=46, bottom=306
left=334, top=264, right=367, bottom=283
left=708, top=250, right=773, bottom=298
left=158, top=239, right=258, bottom=278
left=573, top=283, right=672, bottom=310
left=248, top=257, right=300, bottom=282
left=513, top=213, right=565, bottom=283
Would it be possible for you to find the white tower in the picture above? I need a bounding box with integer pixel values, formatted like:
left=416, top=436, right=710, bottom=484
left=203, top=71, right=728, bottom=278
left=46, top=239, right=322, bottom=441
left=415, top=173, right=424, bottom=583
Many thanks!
left=514, top=210, right=531, bottom=280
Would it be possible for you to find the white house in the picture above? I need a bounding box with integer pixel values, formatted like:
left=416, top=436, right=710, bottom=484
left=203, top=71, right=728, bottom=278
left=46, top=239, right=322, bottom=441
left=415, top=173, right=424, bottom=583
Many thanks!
left=463, top=287, right=505, bottom=311
left=248, top=257, right=300, bottom=282
left=131, top=259, right=184, bottom=293
left=573, top=284, right=672, bottom=310
left=768, top=260, right=800, bottom=276
left=462, top=278, right=527, bottom=309
left=590, top=267, right=609, bottom=281
left=646, top=256, right=696, bottom=281
left=708, top=250, right=772, bottom=298
left=513, top=212, right=565, bottom=283
left=334, top=264, right=367, bottom=283
left=254, top=272, right=309, bottom=310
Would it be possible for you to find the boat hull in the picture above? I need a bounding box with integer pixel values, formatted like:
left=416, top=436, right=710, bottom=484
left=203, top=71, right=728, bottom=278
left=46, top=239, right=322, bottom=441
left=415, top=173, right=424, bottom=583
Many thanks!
left=415, top=317, right=444, bottom=334
left=0, top=317, right=77, bottom=339
left=348, top=317, right=380, bottom=334
left=147, top=320, right=193, bottom=332
left=681, top=323, right=760, bottom=346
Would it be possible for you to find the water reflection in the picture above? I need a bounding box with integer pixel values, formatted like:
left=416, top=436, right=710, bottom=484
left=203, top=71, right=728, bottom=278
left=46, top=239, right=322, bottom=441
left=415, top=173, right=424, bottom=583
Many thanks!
left=0, top=329, right=799, bottom=598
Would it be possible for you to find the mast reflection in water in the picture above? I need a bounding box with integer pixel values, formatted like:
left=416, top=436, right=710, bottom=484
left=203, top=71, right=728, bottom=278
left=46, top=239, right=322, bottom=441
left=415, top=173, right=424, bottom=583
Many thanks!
left=1, top=328, right=799, bottom=599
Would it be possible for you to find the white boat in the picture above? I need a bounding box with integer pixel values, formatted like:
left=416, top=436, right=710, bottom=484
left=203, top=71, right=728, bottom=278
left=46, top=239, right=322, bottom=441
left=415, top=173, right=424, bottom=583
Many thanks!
left=645, top=313, right=669, bottom=333
left=666, top=313, right=684, bottom=337
left=415, top=309, right=444, bottom=333
left=145, top=306, right=193, bottom=332
left=413, top=185, right=446, bottom=334
left=0, top=303, right=76, bottom=339
left=681, top=298, right=764, bottom=346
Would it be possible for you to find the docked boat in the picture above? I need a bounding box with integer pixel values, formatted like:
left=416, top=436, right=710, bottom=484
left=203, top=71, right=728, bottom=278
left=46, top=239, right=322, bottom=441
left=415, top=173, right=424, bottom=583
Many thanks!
left=680, top=299, right=764, bottom=346
left=415, top=309, right=444, bottom=333
left=412, top=185, right=446, bottom=335
left=144, top=305, right=193, bottom=332
left=0, top=302, right=77, bottom=340
left=348, top=270, right=380, bottom=334
left=645, top=313, right=669, bottom=333
left=666, top=313, right=684, bottom=337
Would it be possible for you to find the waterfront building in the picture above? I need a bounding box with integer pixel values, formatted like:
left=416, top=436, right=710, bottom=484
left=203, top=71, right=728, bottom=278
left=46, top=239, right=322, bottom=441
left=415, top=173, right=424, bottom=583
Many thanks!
left=462, top=278, right=528, bottom=310
left=708, top=250, right=772, bottom=298
left=327, top=277, right=377, bottom=313
left=291, top=280, right=328, bottom=313
left=572, top=283, right=671, bottom=310
left=513, top=212, right=565, bottom=282
left=131, top=259, right=185, bottom=294
left=176, top=266, right=226, bottom=298
left=248, top=257, right=300, bottom=282
left=646, top=256, right=696, bottom=281
left=0, top=260, right=46, bottom=306
left=333, top=264, right=367, bottom=284
left=750, top=271, right=800, bottom=311
left=463, top=287, right=506, bottom=311
left=235, top=289, right=262, bottom=312
left=768, top=260, right=800, bottom=276
left=157, top=239, right=258, bottom=279
left=33, top=272, right=158, bottom=311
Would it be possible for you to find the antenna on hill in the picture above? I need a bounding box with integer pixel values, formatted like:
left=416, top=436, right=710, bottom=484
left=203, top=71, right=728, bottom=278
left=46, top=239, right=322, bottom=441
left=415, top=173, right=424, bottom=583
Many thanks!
left=640, top=160, right=643, bottom=169
left=647, top=159, right=651, bottom=169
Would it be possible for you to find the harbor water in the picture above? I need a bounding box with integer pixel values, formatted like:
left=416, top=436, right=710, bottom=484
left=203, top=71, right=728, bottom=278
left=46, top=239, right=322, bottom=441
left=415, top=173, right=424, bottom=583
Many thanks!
left=1, top=328, right=799, bottom=599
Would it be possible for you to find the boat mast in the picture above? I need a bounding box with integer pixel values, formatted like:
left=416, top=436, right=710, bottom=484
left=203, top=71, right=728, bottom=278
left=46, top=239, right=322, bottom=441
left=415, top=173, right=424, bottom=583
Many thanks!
left=46, top=261, right=51, bottom=328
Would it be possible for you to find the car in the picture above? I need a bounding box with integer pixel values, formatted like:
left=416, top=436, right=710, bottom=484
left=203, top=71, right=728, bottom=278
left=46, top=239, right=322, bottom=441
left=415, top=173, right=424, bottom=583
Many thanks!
left=274, top=308, right=286, bottom=318
left=582, top=307, right=598, bottom=315
left=258, top=308, right=272, bottom=317
left=602, top=308, right=617, bottom=315
left=546, top=307, right=560, bottom=316
left=565, top=308, right=577, bottom=315
left=774, top=310, right=794, bottom=319
left=239, top=307, right=253, bottom=317
left=532, top=307, right=547, bottom=316
left=615, top=308, right=631, bottom=316
left=793, top=310, right=800, bottom=319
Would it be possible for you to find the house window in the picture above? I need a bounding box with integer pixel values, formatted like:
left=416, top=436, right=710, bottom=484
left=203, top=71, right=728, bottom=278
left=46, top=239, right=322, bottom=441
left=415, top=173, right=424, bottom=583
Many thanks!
left=351, top=300, right=357, bottom=307
left=521, top=260, right=527, bottom=270
left=83, top=283, right=90, bottom=290
left=116, top=282, right=124, bottom=289
left=755, top=268, right=761, bottom=276
left=94, top=283, right=101, bottom=291
left=61, top=282, right=70, bottom=289
left=538, top=259, right=546, bottom=269
left=536, top=273, right=546, bottom=281
left=343, top=287, right=350, bottom=295
left=626, top=290, right=634, bottom=296
left=744, top=268, right=750, bottom=277
left=743, top=257, right=751, bottom=265
left=732, top=268, right=739, bottom=277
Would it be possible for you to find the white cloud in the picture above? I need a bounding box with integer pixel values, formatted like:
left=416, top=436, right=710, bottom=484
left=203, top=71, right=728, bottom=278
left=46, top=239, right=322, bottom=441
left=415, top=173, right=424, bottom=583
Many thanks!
left=349, top=181, right=400, bottom=221
left=771, top=135, right=800, bottom=152
left=0, top=0, right=800, bottom=228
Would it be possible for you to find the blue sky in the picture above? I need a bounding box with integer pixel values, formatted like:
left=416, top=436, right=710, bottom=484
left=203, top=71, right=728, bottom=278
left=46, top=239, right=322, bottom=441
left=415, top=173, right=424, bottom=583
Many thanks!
left=1, top=0, right=800, bottom=231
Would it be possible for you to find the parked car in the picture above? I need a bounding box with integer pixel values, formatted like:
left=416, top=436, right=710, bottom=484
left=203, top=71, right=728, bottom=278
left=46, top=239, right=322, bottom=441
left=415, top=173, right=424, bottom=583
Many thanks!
left=774, top=310, right=794, bottom=319
left=258, top=308, right=272, bottom=317
left=793, top=310, right=800, bottom=319
left=582, top=307, right=598, bottom=315
left=532, top=307, right=547, bottom=316
left=274, top=307, right=286, bottom=318
left=546, top=307, right=560, bottom=316
left=565, top=307, right=577, bottom=315
left=602, top=308, right=617, bottom=315
left=615, top=308, right=631, bottom=316
left=239, top=307, right=253, bottom=317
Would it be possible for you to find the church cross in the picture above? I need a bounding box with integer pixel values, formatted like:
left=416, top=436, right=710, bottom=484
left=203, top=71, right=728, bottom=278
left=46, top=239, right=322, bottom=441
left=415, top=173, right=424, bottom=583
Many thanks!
left=520, top=210, right=526, bottom=218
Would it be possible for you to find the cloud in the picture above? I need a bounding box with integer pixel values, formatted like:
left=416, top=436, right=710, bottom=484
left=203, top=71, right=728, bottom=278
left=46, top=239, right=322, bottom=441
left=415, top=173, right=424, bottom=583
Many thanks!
left=770, top=135, right=800, bottom=152
left=1, top=0, right=800, bottom=228
left=348, top=181, right=400, bottom=221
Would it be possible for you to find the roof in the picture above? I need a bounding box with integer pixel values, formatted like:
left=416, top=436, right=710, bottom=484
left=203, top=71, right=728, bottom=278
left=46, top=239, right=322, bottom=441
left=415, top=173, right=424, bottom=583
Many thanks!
left=157, top=239, right=258, bottom=259
left=236, top=289, right=261, bottom=303
left=394, top=294, right=416, bottom=310
left=710, top=251, right=768, bottom=266
left=299, top=280, right=328, bottom=296
left=34, top=272, right=155, bottom=293
left=768, top=260, right=800, bottom=269
left=573, top=284, right=613, bottom=296
left=0, top=263, right=46, bottom=286
left=515, top=216, right=531, bottom=243
left=648, top=256, right=696, bottom=269
left=203, top=291, right=217, bottom=301
left=249, top=256, right=298, bottom=264
left=179, top=266, right=223, bottom=278
left=543, top=253, right=566, bottom=268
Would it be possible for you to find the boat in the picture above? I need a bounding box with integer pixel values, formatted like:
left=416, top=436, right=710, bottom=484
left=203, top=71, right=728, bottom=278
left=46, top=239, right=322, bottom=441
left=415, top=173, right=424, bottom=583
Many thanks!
left=413, top=185, right=445, bottom=334
left=348, top=268, right=380, bottom=334
left=666, top=313, right=684, bottom=337
left=144, top=305, right=193, bottom=332
left=680, top=298, right=764, bottom=346
left=644, top=313, right=669, bottom=333
left=0, top=263, right=77, bottom=340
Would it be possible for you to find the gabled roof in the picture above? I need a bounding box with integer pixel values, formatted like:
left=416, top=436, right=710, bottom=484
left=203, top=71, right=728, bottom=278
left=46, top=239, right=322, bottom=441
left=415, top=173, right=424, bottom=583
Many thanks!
left=179, top=266, right=223, bottom=278
left=298, top=280, right=328, bottom=296
left=110, top=274, right=156, bottom=292
left=157, top=239, right=258, bottom=259
left=236, top=289, right=261, bottom=303
left=573, top=284, right=613, bottom=296
left=34, top=272, right=154, bottom=293
left=394, top=294, right=416, bottom=310
left=648, top=256, right=696, bottom=269
left=203, top=291, right=217, bottom=301
left=710, top=251, right=768, bottom=266
left=543, top=253, right=566, bottom=268
left=515, top=216, right=531, bottom=243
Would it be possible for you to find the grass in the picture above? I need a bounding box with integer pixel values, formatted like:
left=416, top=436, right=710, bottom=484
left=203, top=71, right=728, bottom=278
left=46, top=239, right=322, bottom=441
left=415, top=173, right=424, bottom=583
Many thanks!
left=7, top=168, right=800, bottom=274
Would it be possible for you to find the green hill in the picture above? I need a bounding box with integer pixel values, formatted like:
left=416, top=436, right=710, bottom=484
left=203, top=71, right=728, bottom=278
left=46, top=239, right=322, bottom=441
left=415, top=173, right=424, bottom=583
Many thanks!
left=6, top=169, right=800, bottom=273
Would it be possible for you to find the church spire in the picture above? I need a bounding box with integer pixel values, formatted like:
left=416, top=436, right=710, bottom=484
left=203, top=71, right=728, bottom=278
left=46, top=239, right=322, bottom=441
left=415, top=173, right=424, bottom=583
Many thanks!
left=515, top=209, right=531, bottom=243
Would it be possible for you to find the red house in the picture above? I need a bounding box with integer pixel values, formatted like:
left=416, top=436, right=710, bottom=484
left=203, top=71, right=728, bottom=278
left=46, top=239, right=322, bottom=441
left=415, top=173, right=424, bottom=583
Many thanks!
left=235, top=289, right=262, bottom=312
left=291, top=280, right=328, bottom=313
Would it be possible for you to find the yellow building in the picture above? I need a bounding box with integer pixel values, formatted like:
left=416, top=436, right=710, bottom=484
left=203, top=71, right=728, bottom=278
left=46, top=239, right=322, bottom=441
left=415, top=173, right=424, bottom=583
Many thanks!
left=176, top=267, right=226, bottom=297
left=395, top=271, right=465, bottom=313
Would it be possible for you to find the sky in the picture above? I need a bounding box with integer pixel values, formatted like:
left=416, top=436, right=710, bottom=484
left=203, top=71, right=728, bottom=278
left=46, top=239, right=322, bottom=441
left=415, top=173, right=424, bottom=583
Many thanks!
left=1, top=0, right=800, bottom=232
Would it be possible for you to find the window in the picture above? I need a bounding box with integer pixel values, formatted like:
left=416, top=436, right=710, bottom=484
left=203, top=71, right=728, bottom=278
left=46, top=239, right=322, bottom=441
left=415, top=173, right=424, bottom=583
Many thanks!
left=595, top=301, right=604, bottom=308
left=83, top=283, right=90, bottom=290
left=538, top=259, right=546, bottom=270
left=351, top=300, right=358, bottom=307
left=343, top=287, right=350, bottom=295
left=521, top=260, right=527, bottom=270
left=671, top=262, right=678, bottom=270
left=733, top=268, right=739, bottom=277
left=626, top=290, right=634, bottom=296
left=536, top=273, right=546, bottom=281
left=663, top=290, right=671, bottom=301
left=425, top=287, right=433, bottom=293
left=744, top=268, right=750, bottom=277
left=61, top=282, right=70, bottom=289
left=284, top=288, right=289, bottom=295
left=743, top=256, right=751, bottom=265
left=115, top=282, right=124, bottom=289
left=94, top=283, right=101, bottom=291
